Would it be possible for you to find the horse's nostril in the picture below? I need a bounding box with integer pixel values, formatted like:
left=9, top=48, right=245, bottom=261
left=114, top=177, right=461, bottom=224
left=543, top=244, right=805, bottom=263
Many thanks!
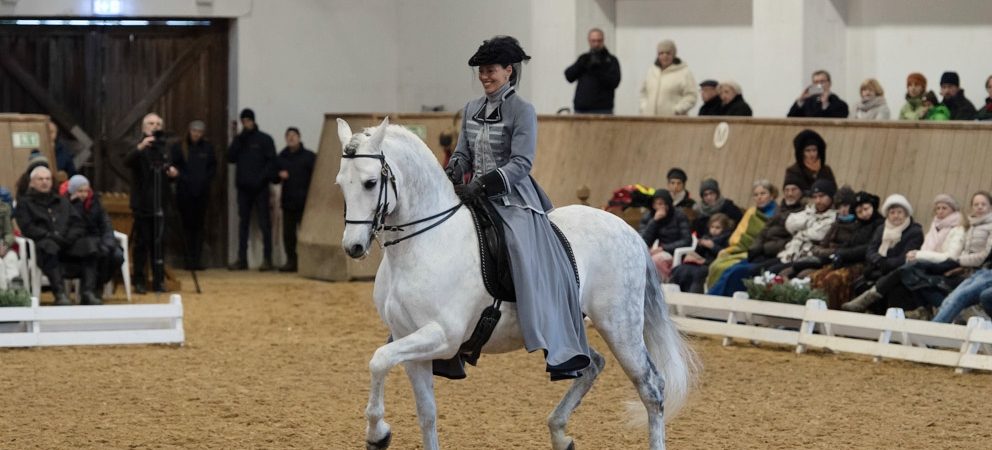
left=349, top=244, right=364, bottom=256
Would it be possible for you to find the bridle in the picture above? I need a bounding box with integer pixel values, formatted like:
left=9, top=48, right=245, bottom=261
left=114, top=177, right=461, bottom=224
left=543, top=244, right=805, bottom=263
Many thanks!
left=342, top=152, right=462, bottom=253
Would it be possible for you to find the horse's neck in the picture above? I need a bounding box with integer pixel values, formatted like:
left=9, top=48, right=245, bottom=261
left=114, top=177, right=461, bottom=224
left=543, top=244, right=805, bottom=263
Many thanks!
left=382, top=147, right=464, bottom=255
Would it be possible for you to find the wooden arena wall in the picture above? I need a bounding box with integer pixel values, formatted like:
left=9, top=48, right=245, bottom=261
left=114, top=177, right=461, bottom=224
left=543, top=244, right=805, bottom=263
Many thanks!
left=0, top=114, right=55, bottom=190
left=300, top=113, right=992, bottom=281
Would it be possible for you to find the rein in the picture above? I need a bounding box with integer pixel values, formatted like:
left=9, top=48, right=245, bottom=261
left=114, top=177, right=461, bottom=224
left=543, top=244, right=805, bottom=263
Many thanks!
left=342, top=152, right=462, bottom=249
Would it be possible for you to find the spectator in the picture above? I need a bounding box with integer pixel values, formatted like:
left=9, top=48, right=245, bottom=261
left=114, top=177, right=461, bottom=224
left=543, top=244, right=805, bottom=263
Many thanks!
left=717, top=80, right=753, bottom=116
left=275, top=127, right=316, bottom=273
left=976, top=75, right=992, bottom=121
left=788, top=70, right=849, bottom=118
left=638, top=39, right=697, bottom=116
left=708, top=177, right=807, bottom=296
left=228, top=108, right=277, bottom=272
left=852, top=78, right=891, bottom=120
left=692, top=178, right=742, bottom=235
left=697, top=79, right=721, bottom=116
left=15, top=150, right=51, bottom=199
left=663, top=167, right=696, bottom=221
left=939, top=71, right=977, bottom=120
left=48, top=122, right=76, bottom=179
left=921, top=91, right=951, bottom=121
left=671, top=213, right=733, bottom=293
left=841, top=194, right=925, bottom=314
left=785, top=129, right=836, bottom=195
left=13, top=167, right=96, bottom=305
left=125, top=113, right=176, bottom=294
left=771, top=179, right=838, bottom=271
left=777, top=185, right=857, bottom=278
left=564, top=28, right=621, bottom=114
left=0, top=186, right=16, bottom=288
left=898, top=73, right=928, bottom=120
left=169, top=120, right=216, bottom=270
left=705, top=179, right=780, bottom=290
left=640, top=189, right=692, bottom=281
left=64, top=175, right=123, bottom=305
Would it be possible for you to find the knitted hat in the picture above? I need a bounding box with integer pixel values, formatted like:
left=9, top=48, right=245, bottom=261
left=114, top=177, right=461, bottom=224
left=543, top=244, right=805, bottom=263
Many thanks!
left=834, top=185, right=856, bottom=206
left=666, top=167, right=687, bottom=183
left=933, top=194, right=960, bottom=211
left=67, top=174, right=89, bottom=195
left=656, top=39, right=676, bottom=54
left=939, top=71, right=960, bottom=87
left=783, top=170, right=805, bottom=190
left=810, top=179, right=837, bottom=199
left=907, top=72, right=927, bottom=90
left=239, top=108, right=255, bottom=120
left=699, top=79, right=718, bottom=88
left=699, top=178, right=720, bottom=198
left=27, top=149, right=50, bottom=171
left=854, top=191, right=880, bottom=211
left=882, top=194, right=913, bottom=217
left=188, top=120, right=206, bottom=131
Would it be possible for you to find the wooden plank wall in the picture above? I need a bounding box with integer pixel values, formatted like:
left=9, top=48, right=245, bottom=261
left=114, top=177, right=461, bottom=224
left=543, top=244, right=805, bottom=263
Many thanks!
left=300, top=113, right=992, bottom=281
left=0, top=114, right=55, bottom=190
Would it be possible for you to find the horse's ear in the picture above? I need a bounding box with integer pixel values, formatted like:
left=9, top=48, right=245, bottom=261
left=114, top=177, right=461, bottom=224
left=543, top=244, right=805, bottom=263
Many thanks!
left=336, top=118, right=353, bottom=150
left=367, top=116, right=389, bottom=154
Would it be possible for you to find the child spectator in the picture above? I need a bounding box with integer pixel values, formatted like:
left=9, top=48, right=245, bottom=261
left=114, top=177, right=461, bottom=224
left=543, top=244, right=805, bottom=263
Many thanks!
left=899, top=73, right=927, bottom=120
left=852, top=78, right=890, bottom=119
left=692, top=178, right=743, bottom=235
left=671, top=213, right=732, bottom=293
left=921, top=91, right=950, bottom=121
left=640, top=189, right=692, bottom=281
left=785, top=129, right=836, bottom=195
left=705, top=179, right=779, bottom=290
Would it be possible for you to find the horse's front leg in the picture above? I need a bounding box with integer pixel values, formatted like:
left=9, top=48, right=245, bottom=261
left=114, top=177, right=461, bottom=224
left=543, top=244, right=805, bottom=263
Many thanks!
left=404, top=360, right=440, bottom=450
left=365, top=322, right=451, bottom=450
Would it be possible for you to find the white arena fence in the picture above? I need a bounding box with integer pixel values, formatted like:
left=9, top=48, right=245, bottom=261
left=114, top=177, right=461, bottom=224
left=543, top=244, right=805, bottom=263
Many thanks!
left=663, top=285, right=992, bottom=374
left=0, top=294, right=184, bottom=348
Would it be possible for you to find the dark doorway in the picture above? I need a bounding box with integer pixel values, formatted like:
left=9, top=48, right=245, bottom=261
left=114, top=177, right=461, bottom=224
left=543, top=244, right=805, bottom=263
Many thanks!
left=0, top=19, right=230, bottom=268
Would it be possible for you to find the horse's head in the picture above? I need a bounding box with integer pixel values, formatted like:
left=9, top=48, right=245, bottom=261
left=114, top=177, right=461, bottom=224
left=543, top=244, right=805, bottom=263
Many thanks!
left=336, top=117, right=394, bottom=258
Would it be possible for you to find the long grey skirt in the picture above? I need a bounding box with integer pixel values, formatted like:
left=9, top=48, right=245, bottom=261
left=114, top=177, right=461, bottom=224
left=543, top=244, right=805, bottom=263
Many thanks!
left=496, top=204, right=591, bottom=372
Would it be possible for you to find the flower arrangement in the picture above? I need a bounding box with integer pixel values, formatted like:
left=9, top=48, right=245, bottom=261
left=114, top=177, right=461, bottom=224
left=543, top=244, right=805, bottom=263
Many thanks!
left=0, top=289, right=31, bottom=307
left=743, top=272, right=827, bottom=305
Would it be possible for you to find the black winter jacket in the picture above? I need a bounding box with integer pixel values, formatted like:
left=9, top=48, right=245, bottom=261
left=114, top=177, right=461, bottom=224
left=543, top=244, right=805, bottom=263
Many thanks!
left=276, top=146, right=316, bottom=211
left=640, top=208, right=692, bottom=252
left=698, top=97, right=722, bottom=116
left=788, top=93, right=849, bottom=118
left=943, top=90, right=977, bottom=120
left=170, top=138, right=217, bottom=198
left=71, top=194, right=117, bottom=252
left=124, top=137, right=172, bottom=217
left=720, top=94, right=753, bottom=116
left=865, top=221, right=924, bottom=277
left=228, top=127, right=277, bottom=191
left=564, top=48, right=621, bottom=111
left=14, top=189, right=86, bottom=249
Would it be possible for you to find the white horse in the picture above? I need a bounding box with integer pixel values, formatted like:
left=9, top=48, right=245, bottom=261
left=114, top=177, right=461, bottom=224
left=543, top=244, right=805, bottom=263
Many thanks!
left=336, top=117, right=697, bottom=450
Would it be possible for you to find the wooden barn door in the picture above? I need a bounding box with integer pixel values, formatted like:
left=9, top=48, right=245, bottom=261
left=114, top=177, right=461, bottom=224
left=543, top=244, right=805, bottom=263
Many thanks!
left=0, top=20, right=230, bottom=267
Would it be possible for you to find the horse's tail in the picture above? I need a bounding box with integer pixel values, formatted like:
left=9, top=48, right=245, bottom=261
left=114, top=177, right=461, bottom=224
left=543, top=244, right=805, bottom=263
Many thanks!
left=638, top=251, right=699, bottom=422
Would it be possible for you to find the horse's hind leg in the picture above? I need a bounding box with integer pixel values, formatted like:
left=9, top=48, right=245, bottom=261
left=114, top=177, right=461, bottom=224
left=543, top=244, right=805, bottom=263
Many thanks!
left=598, top=329, right=667, bottom=449
left=548, top=348, right=606, bottom=450
left=365, top=322, right=452, bottom=450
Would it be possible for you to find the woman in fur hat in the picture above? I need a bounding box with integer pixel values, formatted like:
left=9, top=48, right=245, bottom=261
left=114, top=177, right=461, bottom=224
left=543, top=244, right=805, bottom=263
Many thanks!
left=784, top=129, right=836, bottom=195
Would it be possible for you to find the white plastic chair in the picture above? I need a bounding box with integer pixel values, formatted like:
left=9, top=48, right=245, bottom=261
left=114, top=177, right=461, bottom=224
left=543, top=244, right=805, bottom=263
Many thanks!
left=671, top=234, right=699, bottom=269
left=18, top=232, right=131, bottom=303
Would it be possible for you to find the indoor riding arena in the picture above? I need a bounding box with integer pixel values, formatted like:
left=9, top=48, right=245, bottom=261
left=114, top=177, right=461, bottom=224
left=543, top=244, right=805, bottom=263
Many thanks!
left=2, top=2, right=992, bottom=449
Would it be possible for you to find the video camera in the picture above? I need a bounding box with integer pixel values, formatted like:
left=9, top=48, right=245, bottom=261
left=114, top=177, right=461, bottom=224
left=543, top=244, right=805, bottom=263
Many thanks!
left=148, top=130, right=170, bottom=167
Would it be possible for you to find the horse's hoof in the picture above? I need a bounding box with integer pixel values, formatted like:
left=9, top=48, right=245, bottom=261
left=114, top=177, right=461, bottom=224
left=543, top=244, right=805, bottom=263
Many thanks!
left=566, top=441, right=576, bottom=450
left=366, top=431, right=392, bottom=450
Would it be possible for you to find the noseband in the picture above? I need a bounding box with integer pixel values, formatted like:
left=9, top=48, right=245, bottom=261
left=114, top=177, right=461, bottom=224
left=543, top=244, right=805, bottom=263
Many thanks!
left=342, top=152, right=462, bottom=252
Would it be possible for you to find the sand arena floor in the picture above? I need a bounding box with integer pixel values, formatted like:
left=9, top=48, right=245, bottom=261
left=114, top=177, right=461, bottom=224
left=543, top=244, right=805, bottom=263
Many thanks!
left=2, top=270, right=991, bottom=449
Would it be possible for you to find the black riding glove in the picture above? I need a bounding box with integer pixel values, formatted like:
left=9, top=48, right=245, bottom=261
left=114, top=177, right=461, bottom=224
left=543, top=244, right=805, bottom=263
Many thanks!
left=445, top=164, right=465, bottom=185
left=454, top=180, right=485, bottom=203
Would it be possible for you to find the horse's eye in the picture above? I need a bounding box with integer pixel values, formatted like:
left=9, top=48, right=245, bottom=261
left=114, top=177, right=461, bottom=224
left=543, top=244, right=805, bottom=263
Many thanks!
left=363, top=179, right=377, bottom=190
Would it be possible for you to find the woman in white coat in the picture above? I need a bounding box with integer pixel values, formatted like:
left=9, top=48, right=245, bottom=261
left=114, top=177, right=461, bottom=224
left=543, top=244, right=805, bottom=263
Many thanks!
left=639, top=39, right=697, bottom=116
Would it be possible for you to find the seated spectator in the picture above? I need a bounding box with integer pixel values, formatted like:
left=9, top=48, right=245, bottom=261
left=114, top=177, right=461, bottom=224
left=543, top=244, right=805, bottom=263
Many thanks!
left=921, top=91, right=950, bottom=121
left=899, top=73, right=928, bottom=120
left=640, top=189, right=692, bottom=281
left=977, top=75, right=992, bottom=121
left=663, top=167, right=697, bottom=222
left=939, top=71, right=977, bottom=120
left=697, top=79, right=721, bottom=116
left=639, top=39, right=697, bottom=116
left=64, top=175, right=124, bottom=305
left=13, top=167, right=98, bottom=305
left=0, top=186, right=17, bottom=288
left=15, top=150, right=51, bottom=199
left=852, top=78, right=890, bottom=120
left=785, top=129, right=836, bottom=195
left=717, top=80, right=752, bottom=116
left=708, top=177, right=807, bottom=296
left=692, top=178, right=743, bottom=235
left=844, top=194, right=964, bottom=318
left=840, top=194, right=925, bottom=314
left=787, top=69, right=849, bottom=118
left=671, top=213, right=733, bottom=293
left=705, top=179, right=779, bottom=290
left=768, top=180, right=838, bottom=272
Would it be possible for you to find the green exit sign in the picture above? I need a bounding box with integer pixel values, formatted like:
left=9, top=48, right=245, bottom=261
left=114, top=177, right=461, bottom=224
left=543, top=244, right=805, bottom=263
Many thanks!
left=404, top=124, right=427, bottom=141
left=12, top=131, right=41, bottom=148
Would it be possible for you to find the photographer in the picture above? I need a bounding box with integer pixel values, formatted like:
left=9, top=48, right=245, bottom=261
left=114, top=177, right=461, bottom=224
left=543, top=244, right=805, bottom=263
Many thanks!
left=125, top=112, right=177, bottom=294
left=564, top=28, right=621, bottom=114
left=788, top=70, right=849, bottom=118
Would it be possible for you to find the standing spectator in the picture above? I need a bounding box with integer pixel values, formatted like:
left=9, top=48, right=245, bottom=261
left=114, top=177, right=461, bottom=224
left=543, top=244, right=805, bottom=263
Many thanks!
left=125, top=113, right=177, bottom=294
left=65, top=175, right=123, bottom=305
left=275, top=127, right=316, bottom=273
left=697, top=80, right=722, bottom=116
left=976, top=75, right=992, bottom=121
left=228, top=108, right=277, bottom=272
left=921, top=91, right=951, bottom=121
left=898, top=73, right=927, bottom=120
left=939, top=71, right=977, bottom=120
left=169, top=120, right=216, bottom=270
left=788, top=70, right=849, bottom=118
left=13, top=167, right=96, bottom=305
left=48, top=122, right=76, bottom=179
left=785, top=129, right=836, bottom=195
left=15, top=150, right=51, bottom=199
left=640, top=189, right=692, bottom=281
left=671, top=213, right=733, bottom=293
left=852, top=78, right=891, bottom=120
left=692, top=178, right=743, bottom=235
left=717, top=81, right=752, bottom=116
left=0, top=186, right=17, bottom=288
left=564, top=28, right=621, bottom=114
left=638, top=39, right=697, bottom=116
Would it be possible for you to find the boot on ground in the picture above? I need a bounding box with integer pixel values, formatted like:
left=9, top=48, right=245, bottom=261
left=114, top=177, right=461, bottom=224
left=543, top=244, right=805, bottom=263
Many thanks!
left=841, top=287, right=882, bottom=312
